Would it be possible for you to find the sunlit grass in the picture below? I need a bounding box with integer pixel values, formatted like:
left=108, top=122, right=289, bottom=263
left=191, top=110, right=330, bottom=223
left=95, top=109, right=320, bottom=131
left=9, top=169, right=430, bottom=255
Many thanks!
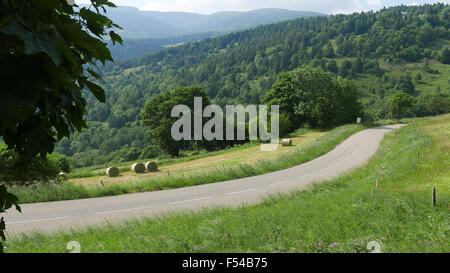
left=6, top=114, right=449, bottom=253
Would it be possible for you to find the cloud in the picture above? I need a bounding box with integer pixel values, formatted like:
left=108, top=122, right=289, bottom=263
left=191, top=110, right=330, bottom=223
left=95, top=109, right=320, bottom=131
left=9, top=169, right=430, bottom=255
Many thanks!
left=366, top=0, right=381, bottom=5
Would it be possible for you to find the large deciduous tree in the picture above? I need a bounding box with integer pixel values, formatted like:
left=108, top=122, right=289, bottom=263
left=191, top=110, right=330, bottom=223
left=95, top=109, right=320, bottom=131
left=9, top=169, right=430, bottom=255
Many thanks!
left=264, top=65, right=362, bottom=130
left=142, top=86, right=211, bottom=157
left=0, top=0, right=122, bottom=158
left=390, top=92, right=413, bottom=119
left=0, top=0, right=122, bottom=252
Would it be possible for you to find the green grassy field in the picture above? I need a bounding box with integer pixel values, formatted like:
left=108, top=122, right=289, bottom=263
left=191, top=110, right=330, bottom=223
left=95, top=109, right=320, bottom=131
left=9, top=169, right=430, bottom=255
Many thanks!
left=7, top=124, right=367, bottom=204
left=5, top=114, right=449, bottom=253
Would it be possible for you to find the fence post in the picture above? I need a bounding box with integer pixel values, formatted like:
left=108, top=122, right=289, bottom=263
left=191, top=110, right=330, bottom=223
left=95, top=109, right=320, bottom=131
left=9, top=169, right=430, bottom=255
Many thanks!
left=376, top=177, right=379, bottom=188
left=432, top=187, right=436, bottom=206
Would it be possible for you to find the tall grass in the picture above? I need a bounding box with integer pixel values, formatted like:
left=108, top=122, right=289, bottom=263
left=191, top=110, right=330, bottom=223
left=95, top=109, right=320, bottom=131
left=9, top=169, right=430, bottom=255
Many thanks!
left=8, top=124, right=364, bottom=204
left=6, top=115, right=448, bottom=253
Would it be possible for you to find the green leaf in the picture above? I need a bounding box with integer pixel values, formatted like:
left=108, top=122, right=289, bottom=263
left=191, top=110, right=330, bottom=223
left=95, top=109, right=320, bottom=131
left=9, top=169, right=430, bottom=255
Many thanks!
left=0, top=16, right=60, bottom=65
left=87, top=68, right=101, bottom=80
left=109, top=31, right=123, bottom=46
left=0, top=16, right=12, bottom=28
left=84, top=80, right=106, bottom=103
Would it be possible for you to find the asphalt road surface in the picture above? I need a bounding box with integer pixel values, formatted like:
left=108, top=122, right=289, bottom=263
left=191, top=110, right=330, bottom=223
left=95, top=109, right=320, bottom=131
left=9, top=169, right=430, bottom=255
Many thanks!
left=4, top=124, right=405, bottom=235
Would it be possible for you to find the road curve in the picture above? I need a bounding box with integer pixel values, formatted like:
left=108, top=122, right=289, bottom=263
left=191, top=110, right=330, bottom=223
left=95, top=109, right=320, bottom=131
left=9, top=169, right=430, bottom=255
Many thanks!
left=4, top=124, right=406, bottom=235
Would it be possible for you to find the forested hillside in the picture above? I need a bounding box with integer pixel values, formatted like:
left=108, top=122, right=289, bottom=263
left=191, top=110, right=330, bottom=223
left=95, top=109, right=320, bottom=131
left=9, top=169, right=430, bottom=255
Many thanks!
left=107, top=32, right=222, bottom=62
left=55, top=4, right=450, bottom=168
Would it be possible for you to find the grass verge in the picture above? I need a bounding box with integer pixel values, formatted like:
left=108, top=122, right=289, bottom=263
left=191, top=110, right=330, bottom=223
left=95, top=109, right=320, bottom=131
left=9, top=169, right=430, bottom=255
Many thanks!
left=7, top=124, right=365, bottom=203
left=5, top=115, right=448, bottom=253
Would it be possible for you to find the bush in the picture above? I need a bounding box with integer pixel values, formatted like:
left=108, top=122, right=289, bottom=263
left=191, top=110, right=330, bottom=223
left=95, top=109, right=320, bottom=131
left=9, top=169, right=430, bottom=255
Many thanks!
left=0, top=144, right=61, bottom=182
left=47, top=153, right=71, bottom=173
left=423, top=63, right=439, bottom=74
left=120, top=148, right=141, bottom=162
left=0, top=144, right=68, bottom=182
left=139, top=145, right=162, bottom=159
left=278, top=113, right=293, bottom=137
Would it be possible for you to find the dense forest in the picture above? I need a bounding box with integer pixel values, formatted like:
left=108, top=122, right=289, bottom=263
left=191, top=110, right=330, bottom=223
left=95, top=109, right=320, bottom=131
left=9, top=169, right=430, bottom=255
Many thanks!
left=107, top=32, right=222, bottom=62
left=52, top=3, right=449, bottom=169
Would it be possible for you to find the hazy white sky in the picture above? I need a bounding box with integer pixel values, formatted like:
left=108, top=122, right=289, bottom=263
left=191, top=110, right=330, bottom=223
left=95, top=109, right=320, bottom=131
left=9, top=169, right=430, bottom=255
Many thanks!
left=77, top=0, right=448, bottom=14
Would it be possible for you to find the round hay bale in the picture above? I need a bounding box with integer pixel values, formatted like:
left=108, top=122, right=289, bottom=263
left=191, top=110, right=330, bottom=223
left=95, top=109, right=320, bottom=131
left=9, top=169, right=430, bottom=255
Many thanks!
left=131, top=163, right=146, bottom=173
left=57, top=172, right=67, bottom=179
left=281, top=138, right=292, bottom=147
left=145, top=161, right=158, bottom=172
left=106, top=167, right=119, bottom=177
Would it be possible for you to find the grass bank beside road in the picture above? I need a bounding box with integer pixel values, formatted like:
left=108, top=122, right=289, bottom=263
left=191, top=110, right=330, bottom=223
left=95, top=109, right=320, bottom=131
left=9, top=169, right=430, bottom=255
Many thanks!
left=6, top=114, right=448, bottom=253
left=7, top=124, right=365, bottom=203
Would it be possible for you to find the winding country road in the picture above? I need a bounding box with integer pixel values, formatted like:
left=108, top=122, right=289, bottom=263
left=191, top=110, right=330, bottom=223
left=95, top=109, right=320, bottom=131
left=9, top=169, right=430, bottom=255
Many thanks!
left=4, top=124, right=405, bottom=235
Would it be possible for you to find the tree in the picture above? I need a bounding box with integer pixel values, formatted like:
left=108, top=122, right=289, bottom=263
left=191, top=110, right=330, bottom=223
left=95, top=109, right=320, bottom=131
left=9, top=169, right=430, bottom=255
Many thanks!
left=0, top=0, right=122, bottom=252
left=390, top=92, right=413, bottom=119
left=395, top=75, right=415, bottom=94
left=335, top=77, right=363, bottom=124
left=440, top=47, right=450, bottom=64
left=354, top=57, right=364, bottom=73
left=0, top=0, right=122, bottom=158
left=263, top=72, right=300, bottom=131
left=327, top=60, right=338, bottom=74
left=142, top=86, right=211, bottom=157
left=415, top=73, right=422, bottom=81
left=264, top=65, right=362, bottom=129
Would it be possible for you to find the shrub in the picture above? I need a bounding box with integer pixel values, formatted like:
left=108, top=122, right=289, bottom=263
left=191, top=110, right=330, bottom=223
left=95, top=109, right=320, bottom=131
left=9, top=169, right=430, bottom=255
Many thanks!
left=0, top=144, right=66, bottom=182
left=139, top=145, right=162, bottom=159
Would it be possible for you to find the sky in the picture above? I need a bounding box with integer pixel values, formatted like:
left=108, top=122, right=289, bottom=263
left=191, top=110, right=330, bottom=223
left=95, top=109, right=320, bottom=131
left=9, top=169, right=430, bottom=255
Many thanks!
left=77, top=0, right=448, bottom=14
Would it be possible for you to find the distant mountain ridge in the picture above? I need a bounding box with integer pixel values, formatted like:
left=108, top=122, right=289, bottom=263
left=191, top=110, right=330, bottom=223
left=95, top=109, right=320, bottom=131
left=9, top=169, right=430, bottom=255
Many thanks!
left=102, top=6, right=323, bottom=39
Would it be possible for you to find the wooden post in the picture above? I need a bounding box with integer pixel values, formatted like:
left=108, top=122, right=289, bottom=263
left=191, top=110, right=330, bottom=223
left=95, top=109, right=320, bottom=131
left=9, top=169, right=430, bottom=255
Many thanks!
left=376, top=177, right=379, bottom=188
left=432, top=188, right=436, bottom=206
left=168, top=171, right=170, bottom=177
left=390, top=170, right=393, bottom=179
